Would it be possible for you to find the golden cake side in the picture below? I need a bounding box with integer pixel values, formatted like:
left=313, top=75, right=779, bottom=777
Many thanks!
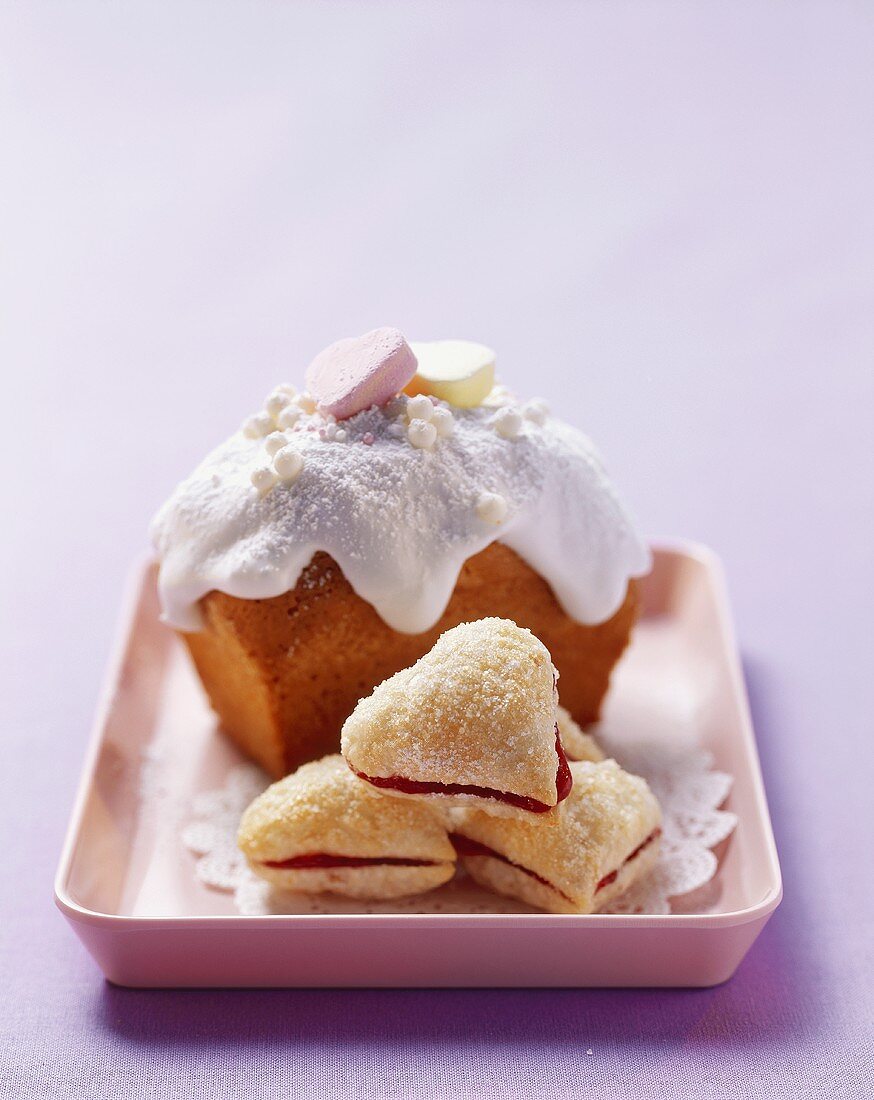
left=184, top=543, right=638, bottom=778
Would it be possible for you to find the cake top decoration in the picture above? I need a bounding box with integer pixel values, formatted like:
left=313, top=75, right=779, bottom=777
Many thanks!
left=305, top=326, right=417, bottom=420
left=407, top=340, right=496, bottom=407
left=151, top=330, right=650, bottom=634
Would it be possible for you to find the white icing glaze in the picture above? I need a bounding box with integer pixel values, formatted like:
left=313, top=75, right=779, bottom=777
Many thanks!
left=151, top=389, right=651, bottom=633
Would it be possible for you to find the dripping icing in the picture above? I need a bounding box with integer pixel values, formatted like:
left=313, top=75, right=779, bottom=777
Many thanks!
left=151, top=390, right=650, bottom=633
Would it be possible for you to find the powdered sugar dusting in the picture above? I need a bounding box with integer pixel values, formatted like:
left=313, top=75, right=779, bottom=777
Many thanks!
left=151, top=387, right=650, bottom=633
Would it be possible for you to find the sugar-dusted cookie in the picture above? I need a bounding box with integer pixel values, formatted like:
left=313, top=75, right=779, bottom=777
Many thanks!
left=451, top=759, right=661, bottom=914
left=556, top=704, right=605, bottom=763
left=341, top=618, right=572, bottom=818
left=238, top=755, right=455, bottom=899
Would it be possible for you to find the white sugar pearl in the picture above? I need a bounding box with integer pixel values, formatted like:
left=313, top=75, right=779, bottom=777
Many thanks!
left=334, top=428, right=347, bottom=443
left=492, top=406, right=524, bottom=440
left=251, top=465, right=278, bottom=495
left=407, top=418, right=437, bottom=450
left=264, top=431, right=288, bottom=456
left=242, top=412, right=274, bottom=438
left=273, top=446, right=304, bottom=482
left=406, top=393, right=434, bottom=422
left=523, top=399, right=549, bottom=425
left=482, top=383, right=513, bottom=408
left=277, top=404, right=302, bottom=430
left=476, top=491, right=508, bottom=524
left=265, top=391, right=291, bottom=419
left=431, top=406, right=454, bottom=438
left=294, top=392, right=317, bottom=414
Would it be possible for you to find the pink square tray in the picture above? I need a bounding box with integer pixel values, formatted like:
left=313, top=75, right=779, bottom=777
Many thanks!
left=54, top=541, right=782, bottom=988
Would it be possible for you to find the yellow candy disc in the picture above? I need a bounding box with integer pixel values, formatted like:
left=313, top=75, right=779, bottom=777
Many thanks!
left=406, top=340, right=496, bottom=408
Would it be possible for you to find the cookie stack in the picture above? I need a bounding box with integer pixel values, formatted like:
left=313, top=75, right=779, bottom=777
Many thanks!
left=238, top=619, right=660, bottom=914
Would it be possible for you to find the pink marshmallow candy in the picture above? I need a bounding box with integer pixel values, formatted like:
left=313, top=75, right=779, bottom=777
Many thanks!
left=305, top=327, right=418, bottom=420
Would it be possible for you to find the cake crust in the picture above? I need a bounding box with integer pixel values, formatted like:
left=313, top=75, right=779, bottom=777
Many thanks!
left=184, top=542, right=639, bottom=778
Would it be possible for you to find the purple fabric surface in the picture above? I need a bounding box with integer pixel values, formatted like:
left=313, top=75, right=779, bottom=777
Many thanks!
left=2, top=2, right=872, bottom=1097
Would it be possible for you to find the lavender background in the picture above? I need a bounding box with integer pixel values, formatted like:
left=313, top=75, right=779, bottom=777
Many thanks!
left=2, top=2, right=872, bottom=1097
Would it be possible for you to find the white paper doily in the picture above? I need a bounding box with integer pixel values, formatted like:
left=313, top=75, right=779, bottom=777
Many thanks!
left=182, top=734, right=737, bottom=916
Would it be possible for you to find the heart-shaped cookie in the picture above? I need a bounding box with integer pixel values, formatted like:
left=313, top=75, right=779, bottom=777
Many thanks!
left=305, top=327, right=417, bottom=420
left=341, top=618, right=571, bottom=817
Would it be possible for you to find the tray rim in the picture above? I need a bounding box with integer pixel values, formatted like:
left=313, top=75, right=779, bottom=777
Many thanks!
left=54, top=539, right=783, bottom=933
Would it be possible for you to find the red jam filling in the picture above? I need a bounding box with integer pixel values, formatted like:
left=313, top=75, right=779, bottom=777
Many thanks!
left=449, top=832, right=575, bottom=904
left=451, top=826, right=662, bottom=903
left=262, top=853, right=438, bottom=870
left=595, top=828, right=661, bottom=893
left=358, top=727, right=573, bottom=814
left=554, top=725, right=573, bottom=800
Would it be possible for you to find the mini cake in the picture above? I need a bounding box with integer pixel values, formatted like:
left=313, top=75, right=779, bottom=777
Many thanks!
left=152, top=329, right=650, bottom=777
left=556, top=705, right=605, bottom=764
left=451, top=759, right=661, bottom=914
left=341, top=618, right=572, bottom=818
left=238, top=754, right=456, bottom=899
